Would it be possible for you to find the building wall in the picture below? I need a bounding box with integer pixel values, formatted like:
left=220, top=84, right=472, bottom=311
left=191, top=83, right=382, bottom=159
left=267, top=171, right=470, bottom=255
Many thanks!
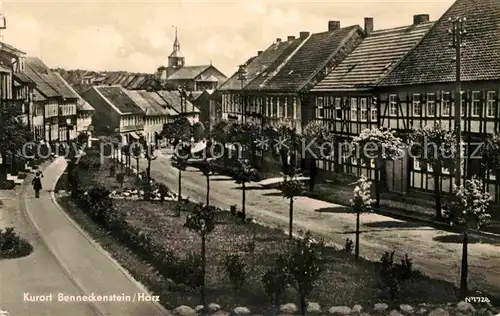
left=82, top=89, right=121, bottom=135
left=378, top=81, right=500, bottom=202
left=143, top=115, right=168, bottom=144
left=77, top=112, right=93, bottom=134
left=0, top=71, right=13, bottom=100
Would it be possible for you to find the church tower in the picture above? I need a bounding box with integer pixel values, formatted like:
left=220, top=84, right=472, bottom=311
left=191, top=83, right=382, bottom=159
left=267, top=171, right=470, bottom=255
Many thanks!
left=168, top=27, right=185, bottom=69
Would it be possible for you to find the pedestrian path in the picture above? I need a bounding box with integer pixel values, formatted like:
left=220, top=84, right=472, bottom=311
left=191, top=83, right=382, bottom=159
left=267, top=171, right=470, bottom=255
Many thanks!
left=21, top=157, right=170, bottom=316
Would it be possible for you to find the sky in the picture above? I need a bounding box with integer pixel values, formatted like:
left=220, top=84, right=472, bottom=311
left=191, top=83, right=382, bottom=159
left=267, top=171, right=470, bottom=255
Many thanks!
left=0, top=0, right=453, bottom=77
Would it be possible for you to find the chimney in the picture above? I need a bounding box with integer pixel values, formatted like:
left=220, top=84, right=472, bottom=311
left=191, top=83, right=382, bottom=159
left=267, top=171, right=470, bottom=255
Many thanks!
left=328, top=20, right=341, bottom=32
left=413, top=14, right=430, bottom=25
left=364, top=17, right=374, bottom=35
left=299, top=31, right=310, bottom=39
left=257, top=50, right=263, bottom=56
left=276, top=38, right=282, bottom=43
left=287, top=35, right=295, bottom=41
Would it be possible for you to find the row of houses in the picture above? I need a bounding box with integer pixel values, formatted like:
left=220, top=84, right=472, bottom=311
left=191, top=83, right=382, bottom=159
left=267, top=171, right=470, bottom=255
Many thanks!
left=81, top=85, right=200, bottom=145
left=219, top=0, right=500, bottom=202
left=0, top=41, right=95, bottom=145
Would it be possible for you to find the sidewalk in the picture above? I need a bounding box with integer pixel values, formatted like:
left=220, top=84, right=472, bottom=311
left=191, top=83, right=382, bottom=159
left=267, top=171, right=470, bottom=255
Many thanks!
left=7, top=157, right=170, bottom=316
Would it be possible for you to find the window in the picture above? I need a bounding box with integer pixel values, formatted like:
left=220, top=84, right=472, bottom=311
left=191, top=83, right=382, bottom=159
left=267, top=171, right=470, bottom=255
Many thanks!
left=389, top=94, right=397, bottom=116
left=360, top=98, right=368, bottom=121
left=350, top=98, right=358, bottom=121
left=427, top=93, right=436, bottom=116
left=413, top=159, right=421, bottom=171
left=286, top=96, right=293, bottom=118
left=442, top=92, right=451, bottom=116
left=471, top=91, right=480, bottom=117
left=460, top=91, right=465, bottom=117
left=413, top=94, right=421, bottom=116
left=317, top=97, right=324, bottom=119
left=371, top=106, right=378, bottom=122
left=487, top=91, right=497, bottom=118
left=335, top=98, right=341, bottom=119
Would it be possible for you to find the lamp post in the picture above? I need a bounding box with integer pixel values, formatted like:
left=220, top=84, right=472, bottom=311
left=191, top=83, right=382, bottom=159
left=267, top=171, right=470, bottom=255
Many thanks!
left=237, top=64, right=248, bottom=122
left=449, top=16, right=467, bottom=188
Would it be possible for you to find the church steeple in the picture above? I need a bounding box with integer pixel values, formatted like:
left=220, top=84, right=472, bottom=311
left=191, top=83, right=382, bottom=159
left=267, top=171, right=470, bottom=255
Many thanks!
left=168, top=26, right=185, bottom=69
left=173, top=26, right=180, bottom=52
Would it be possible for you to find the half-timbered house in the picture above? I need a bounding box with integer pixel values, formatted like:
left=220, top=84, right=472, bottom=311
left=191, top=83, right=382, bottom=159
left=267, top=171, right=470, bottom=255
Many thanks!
left=378, top=0, right=500, bottom=201
left=243, top=22, right=365, bottom=132
left=310, top=15, right=434, bottom=186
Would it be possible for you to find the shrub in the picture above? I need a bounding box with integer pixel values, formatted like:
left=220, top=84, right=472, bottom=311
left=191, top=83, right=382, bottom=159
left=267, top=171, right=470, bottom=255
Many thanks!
left=344, top=238, right=354, bottom=254
left=230, top=204, right=237, bottom=216
left=0, top=227, right=33, bottom=258
left=109, top=164, right=116, bottom=176
left=177, top=252, right=203, bottom=289
left=79, top=155, right=101, bottom=170
left=223, top=253, right=247, bottom=291
left=379, top=250, right=414, bottom=300
left=262, top=254, right=289, bottom=307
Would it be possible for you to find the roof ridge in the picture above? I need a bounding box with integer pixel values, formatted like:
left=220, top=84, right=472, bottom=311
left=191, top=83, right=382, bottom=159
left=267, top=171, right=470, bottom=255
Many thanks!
left=93, top=86, right=125, bottom=115
left=370, top=22, right=435, bottom=35
left=259, top=34, right=313, bottom=88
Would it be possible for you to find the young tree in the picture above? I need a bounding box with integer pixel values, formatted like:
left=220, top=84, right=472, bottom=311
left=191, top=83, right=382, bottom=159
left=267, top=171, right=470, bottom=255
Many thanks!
left=410, top=123, right=456, bottom=220
left=198, top=159, right=214, bottom=207
left=349, top=176, right=374, bottom=261
left=163, top=116, right=192, bottom=148
left=211, top=120, right=232, bottom=166
left=351, top=127, right=403, bottom=208
left=131, top=142, right=142, bottom=182
left=266, top=122, right=301, bottom=176
left=446, top=177, right=492, bottom=298
left=233, top=159, right=257, bottom=221
left=239, top=121, right=262, bottom=167
left=288, top=231, right=324, bottom=316
left=143, top=142, right=157, bottom=184
left=277, top=171, right=305, bottom=240
left=171, top=145, right=189, bottom=202
left=184, top=203, right=216, bottom=309
left=121, top=144, right=131, bottom=173
left=262, top=254, right=290, bottom=314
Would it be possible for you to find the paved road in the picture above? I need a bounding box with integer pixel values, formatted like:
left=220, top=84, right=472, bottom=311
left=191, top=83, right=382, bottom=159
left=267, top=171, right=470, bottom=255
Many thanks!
left=149, top=152, right=500, bottom=299
left=1, top=158, right=170, bottom=316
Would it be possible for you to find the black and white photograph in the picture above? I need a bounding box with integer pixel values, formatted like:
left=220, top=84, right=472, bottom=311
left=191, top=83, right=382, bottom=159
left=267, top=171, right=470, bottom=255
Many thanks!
left=0, top=0, right=499, bottom=315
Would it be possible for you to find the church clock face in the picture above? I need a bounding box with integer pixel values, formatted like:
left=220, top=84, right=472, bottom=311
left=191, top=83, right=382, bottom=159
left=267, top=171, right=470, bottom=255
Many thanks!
left=177, top=59, right=183, bottom=66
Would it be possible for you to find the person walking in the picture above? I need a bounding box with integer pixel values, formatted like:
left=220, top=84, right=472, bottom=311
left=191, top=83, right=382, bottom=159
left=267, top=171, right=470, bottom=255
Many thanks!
left=32, top=171, right=43, bottom=198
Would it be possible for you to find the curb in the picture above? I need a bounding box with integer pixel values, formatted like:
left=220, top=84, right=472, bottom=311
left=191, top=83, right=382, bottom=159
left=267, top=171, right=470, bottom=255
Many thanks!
left=304, top=191, right=500, bottom=241
left=20, top=162, right=104, bottom=316
left=49, top=160, right=171, bottom=316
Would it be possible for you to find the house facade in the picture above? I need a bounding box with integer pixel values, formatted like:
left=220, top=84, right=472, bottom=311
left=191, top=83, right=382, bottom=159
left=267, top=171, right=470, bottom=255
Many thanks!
left=309, top=15, right=435, bottom=192
left=82, top=85, right=145, bottom=145
left=377, top=0, right=500, bottom=202
left=220, top=21, right=365, bottom=133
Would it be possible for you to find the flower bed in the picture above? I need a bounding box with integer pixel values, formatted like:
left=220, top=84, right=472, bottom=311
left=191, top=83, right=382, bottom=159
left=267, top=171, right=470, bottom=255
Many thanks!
left=0, top=227, right=33, bottom=259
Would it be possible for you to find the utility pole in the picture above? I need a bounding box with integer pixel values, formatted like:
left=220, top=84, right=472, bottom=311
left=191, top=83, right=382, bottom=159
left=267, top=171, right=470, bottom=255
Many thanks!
left=449, top=16, right=468, bottom=299
left=449, top=16, right=467, bottom=187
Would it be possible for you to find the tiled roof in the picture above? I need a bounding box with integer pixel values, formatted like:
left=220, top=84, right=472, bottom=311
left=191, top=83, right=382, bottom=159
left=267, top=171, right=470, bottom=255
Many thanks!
left=126, top=75, right=147, bottom=90
left=167, top=65, right=210, bottom=80
left=156, top=90, right=200, bottom=113
left=123, top=89, right=168, bottom=116
left=143, top=90, right=178, bottom=116
left=0, top=41, right=26, bottom=55
left=122, top=75, right=136, bottom=87
left=244, top=38, right=308, bottom=90
left=257, top=25, right=363, bottom=92
left=23, top=58, right=60, bottom=98
left=312, top=22, right=434, bottom=91
left=94, top=86, right=144, bottom=114
left=380, top=0, right=500, bottom=86
left=55, top=72, right=95, bottom=111
left=13, top=72, right=34, bottom=84
left=220, top=39, right=303, bottom=91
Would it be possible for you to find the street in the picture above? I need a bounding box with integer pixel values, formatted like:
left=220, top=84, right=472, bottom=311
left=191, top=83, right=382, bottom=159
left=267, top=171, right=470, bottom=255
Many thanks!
left=149, top=152, right=500, bottom=299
